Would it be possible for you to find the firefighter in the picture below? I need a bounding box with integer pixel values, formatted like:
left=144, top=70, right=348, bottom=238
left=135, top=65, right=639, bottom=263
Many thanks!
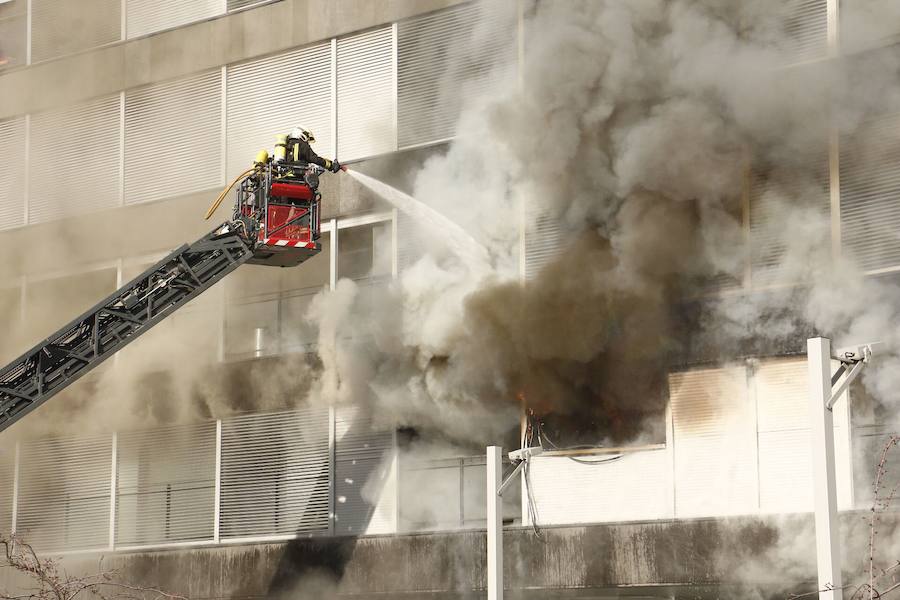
left=274, top=126, right=343, bottom=173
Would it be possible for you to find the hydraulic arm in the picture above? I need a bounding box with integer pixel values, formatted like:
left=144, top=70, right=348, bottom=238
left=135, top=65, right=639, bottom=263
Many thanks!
left=0, top=223, right=252, bottom=433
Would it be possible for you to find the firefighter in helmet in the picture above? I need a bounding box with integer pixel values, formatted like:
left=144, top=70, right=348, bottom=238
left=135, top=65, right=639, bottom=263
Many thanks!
left=274, top=126, right=343, bottom=173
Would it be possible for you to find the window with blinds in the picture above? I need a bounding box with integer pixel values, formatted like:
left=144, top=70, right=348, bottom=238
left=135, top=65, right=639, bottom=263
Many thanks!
left=115, top=423, right=216, bottom=547
left=669, top=366, right=758, bottom=518
left=227, top=0, right=268, bottom=11
left=0, top=117, right=25, bottom=230
left=29, top=95, right=121, bottom=224
left=125, top=71, right=223, bottom=206
left=17, top=435, right=112, bottom=551
left=226, top=43, right=333, bottom=179
left=126, top=0, right=223, bottom=39
left=783, top=0, right=828, bottom=64
left=30, top=0, right=120, bottom=62
left=334, top=407, right=395, bottom=535
left=749, top=156, right=830, bottom=286
left=524, top=203, right=562, bottom=280
left=0, top=2, right=26, bottom=70
left=840, top=113, right=900, bottom=273
left=397, top=2, right=513, bottom=149
left=0, top=450, right=13, bottom=533
left=219, top=408, right=331, bottom=539
left=336, top=26, right=395, bottom=161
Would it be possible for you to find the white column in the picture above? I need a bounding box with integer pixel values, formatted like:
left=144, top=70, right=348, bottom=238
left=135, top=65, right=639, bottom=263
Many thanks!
left=487, top=446, right=503, bottom=600
left=808, top=337, right=842, bottom=600
left=108, top=432, right=118, bottom=550
left=213, top=419, right=222, bottom=543
left=329, top=218, right=338, bottom=291
left=11, top=442, right=19, bottom=533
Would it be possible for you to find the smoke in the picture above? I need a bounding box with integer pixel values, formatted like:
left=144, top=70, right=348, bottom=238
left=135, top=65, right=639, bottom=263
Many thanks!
left=303, top=0, right=900, bottom=452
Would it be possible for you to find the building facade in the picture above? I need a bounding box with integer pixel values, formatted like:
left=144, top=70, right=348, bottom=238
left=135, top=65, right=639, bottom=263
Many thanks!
left=0, top=0, right=897, bottom=598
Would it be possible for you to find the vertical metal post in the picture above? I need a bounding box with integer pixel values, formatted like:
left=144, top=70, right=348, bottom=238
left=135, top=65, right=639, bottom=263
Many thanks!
left=220, top=65, right=228, bottom=185
left=331, top=38, right=338, bottom=159
left=25, top=0, right=31, bottom=65
left=808, top=337, right=842, bottom=600
left=119, top=92, right=125, bottom=206
left=391, top=208, right=398, bottom=279
left=392, top=429, right=400, bottom=533
left=120, top=0, right=126, bottom=40
left=213, top=419, right=222, bottom=543
left=330, top=218, right=338, bottom=291
left=391, top=22, right=398, bottom=151
left=108, top=432, right=118, bottom=550
left=11, top=442, right=20, bottom=533
left=328, top=405, right=336, bottom=535
left=487, top=446, right=503, bottom=600
left=826, top=0, right=840, bottom=58
left=23, top=114, right=30, bottom=225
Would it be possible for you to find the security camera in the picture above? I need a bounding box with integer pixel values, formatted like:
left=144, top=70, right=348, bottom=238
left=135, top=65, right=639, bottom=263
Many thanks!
left=833, top=342, right=882, bottom=364
left=508, top=446, right=544, bottom=462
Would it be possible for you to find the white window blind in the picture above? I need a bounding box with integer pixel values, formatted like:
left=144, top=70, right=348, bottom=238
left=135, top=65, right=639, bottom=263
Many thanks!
left=783, top=0, right=828, bottom=64
left=226, top=43, right=333, bottom=179
left=30, top=0, right=120, bottom=62
left=840, top=113, right=900, bottom=273
left=670, top=366, right=758, bottom=518
left=115, top=423, right=216, bottom=547
left=219, top=408, right=331, bottom=539
left=0, top=10, right=27, bottom=70
left=749, top=156, right=830, bottom=286
left=755, top=358, right=852, bottom=512
left=0, top=117, right=25, bottom=230
left=334, top=406, right=395, bottom=535
left=126, top=0, right=223, bottom=39
left=227, top=0, right=266, bottom=10
left=29, top=95, right=121, bottom=224
left=527, top=449, right=673, bottom=525
left=524, top=203, right=562, bottom=280
left=125, top=71, right=223, bottom=205
left=397, top=2, right=513, bottom=149
left=336, top=26, right=395, bottom=161
left=17, top=435, right=112, bottom=551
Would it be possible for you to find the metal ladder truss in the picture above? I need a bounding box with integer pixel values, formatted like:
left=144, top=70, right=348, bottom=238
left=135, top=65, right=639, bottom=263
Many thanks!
left=0, top=224, right=253, bottom=433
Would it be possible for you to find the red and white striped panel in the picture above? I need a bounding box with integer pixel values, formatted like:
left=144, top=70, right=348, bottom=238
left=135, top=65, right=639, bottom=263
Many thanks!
left=261, top=238, right=318, bottom=248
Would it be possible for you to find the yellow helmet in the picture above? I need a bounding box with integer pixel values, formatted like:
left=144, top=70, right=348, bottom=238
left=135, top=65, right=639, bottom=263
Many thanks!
left=254, top=149, right=269, bottom=164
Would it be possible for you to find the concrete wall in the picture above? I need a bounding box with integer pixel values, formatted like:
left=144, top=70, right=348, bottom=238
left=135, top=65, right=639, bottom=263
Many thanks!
left=0, top=0, right=467, bottom=120
left=2, top=512, right=886, bottom=600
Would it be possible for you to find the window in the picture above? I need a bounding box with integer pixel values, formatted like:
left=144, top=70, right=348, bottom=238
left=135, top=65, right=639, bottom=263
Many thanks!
left=337, top=222, right=391, bottom=282
left=25, top=267, right=117, bottom=343
left=31, top=0, right=120, bottom=62
left=0, top=0, right=26, bottom=69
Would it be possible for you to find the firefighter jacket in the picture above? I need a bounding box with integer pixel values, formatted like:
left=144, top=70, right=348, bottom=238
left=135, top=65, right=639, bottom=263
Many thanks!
left=284, top=137, right=334, bottom=170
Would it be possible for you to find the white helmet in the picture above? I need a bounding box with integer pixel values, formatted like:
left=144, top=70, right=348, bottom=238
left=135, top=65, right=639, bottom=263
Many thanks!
left=290, top=126, right=315, bottom=143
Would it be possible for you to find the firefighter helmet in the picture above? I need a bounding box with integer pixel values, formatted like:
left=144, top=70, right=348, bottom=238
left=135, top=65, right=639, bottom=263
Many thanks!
left=291, top=126, right=315, bottom=144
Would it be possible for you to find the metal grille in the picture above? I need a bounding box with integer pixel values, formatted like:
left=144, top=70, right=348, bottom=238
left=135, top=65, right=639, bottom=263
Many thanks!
left=669, top=366, right=758, bottom=518
left=226, top=43, right=332, bottom=179
left=115, top=423, right=216, bottom=547
left=749, top=155, right=830, bottom=286
left=334, top=406, right=394, bottom=535
left=125, top=71, right=223, bottom=205
left=524, top=204, right=562, bottom=280
left=336, top=26, right=395, bottom=161
left=220, top=408, right=331, bottom=539
left=29, top=95, right=121, bottom=224
left=840, top=113, right=900, bottom=272
left=0, top=117, right=25, bottom=230
left=126, top=0, right=223, bottom=39
left=30, top=0, right=120, bottom=62
left=783, top=0, right=828, bottom=64
left=397, top=2, right=513, bottom=149
left=17, top=435, right=112, bottom=551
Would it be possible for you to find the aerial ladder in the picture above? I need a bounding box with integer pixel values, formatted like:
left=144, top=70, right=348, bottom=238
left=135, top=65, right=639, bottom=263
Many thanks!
left=0, top=160, right=330, bottom=433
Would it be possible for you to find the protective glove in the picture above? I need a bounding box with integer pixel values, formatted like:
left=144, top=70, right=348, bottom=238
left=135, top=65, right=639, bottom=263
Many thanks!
left=330, top=160, right=342, bottom=173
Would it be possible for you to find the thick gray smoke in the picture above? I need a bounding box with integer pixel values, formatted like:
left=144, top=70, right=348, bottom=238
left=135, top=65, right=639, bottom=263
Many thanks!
left=306, top=0, right=900, bottom=451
